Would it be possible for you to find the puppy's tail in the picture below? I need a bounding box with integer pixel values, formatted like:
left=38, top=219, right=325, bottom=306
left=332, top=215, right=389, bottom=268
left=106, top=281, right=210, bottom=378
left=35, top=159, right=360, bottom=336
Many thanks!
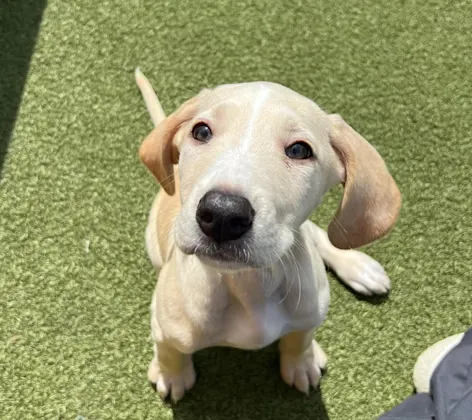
left=135, top=68, right=167, bottom=126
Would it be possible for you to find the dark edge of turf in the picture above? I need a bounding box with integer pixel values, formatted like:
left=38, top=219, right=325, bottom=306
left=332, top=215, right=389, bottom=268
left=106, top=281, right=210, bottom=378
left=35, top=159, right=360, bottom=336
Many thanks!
left=0, top=0, right=48, bottom=179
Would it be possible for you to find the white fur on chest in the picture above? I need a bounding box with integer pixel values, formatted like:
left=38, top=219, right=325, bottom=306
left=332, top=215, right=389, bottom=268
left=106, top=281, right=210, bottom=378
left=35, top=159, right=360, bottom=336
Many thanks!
left=219, top=293, right=293, bottom=350
left=167, top=246, right=327, bottom=354
left=207, top=268, right=319, bottom=350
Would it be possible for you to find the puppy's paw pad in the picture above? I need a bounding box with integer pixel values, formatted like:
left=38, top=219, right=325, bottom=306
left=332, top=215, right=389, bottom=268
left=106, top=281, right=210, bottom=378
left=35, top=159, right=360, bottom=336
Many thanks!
left=335, top=250, right=390, bottom=295
left=148, top=358, right=196, bottom=403
left=280, top=341, right=324, bottom=394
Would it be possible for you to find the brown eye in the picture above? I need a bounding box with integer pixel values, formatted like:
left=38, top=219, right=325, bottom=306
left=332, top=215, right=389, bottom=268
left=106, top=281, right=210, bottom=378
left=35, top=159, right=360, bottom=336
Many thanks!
left=285, top=142, right=314, bottom=159
left=192, top=123, right=212, bottom=142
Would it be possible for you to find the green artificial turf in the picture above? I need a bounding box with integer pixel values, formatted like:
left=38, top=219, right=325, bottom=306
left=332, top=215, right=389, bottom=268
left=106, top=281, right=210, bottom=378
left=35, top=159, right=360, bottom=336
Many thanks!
left=1, top=0, right=472, bottom=419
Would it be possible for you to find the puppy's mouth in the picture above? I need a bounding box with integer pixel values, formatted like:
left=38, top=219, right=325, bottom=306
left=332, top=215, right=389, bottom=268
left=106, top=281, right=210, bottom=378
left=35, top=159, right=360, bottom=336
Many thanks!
left=181, top=240, right=260, bottom=270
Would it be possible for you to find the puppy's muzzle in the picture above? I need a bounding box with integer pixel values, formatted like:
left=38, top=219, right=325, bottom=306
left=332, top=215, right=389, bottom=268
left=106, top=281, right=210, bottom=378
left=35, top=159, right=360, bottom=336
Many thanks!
left=196, top=190, right=255, bottom=243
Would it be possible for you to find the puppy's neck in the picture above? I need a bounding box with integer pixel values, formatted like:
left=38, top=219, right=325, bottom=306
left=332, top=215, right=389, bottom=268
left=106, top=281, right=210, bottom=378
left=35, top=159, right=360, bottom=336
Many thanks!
left=204, top=259, right=285, bottom=299
left=175, top=246, right=285, bottom=293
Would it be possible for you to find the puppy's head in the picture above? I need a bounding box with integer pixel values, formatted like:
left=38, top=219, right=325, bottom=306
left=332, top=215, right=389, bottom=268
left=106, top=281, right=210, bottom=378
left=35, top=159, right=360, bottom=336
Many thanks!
left=140, top=82, right=401, bottom=270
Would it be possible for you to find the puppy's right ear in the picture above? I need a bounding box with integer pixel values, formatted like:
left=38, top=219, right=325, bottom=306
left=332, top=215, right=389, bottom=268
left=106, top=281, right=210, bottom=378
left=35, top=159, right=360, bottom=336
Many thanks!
left=327, top=114, right=401, bottom=249
left=139, top=97, right=198, bottom=195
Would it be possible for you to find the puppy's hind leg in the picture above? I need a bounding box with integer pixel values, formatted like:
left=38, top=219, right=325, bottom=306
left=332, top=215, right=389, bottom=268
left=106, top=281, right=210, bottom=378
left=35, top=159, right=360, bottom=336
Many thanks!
left=303, top=221, right=391, bottom=295
left=145, top=196, right=164, bottom=269
left=145, top=223, right=163, bottom=268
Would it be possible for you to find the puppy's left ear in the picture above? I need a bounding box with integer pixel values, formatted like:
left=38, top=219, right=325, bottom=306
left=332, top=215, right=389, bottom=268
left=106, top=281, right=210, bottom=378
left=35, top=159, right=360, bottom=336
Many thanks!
left=139, top=97, right=198, bottom=195
left=327, top=114, right=402, bottom=249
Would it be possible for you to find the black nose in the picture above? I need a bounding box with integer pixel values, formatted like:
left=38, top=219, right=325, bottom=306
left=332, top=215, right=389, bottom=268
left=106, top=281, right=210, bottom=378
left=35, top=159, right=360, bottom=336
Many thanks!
left=196, top=190, right=255, bottom=243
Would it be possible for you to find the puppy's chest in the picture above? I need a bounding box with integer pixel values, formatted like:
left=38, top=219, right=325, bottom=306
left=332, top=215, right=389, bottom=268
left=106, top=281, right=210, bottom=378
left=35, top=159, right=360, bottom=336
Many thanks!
left=218, top=293, right=292, bottom=350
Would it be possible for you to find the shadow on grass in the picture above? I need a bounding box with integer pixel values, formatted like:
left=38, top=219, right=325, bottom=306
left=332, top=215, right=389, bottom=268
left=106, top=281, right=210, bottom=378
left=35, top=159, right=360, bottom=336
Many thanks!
left=166, top=344, right=329, bottom=420
left=0, top=0, right=47, bottom=178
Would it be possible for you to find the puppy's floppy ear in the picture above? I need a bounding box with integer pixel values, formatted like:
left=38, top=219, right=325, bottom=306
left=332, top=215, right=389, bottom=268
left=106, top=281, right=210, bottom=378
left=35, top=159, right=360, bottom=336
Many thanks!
left=327, top=114, right=401, bottom=249
left=139, top=97, right=198, bottom=195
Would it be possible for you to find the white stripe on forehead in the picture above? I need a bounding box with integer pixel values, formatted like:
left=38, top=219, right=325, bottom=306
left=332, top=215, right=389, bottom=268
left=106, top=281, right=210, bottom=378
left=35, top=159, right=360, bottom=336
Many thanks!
left=240, top=86, right=271, bottom=152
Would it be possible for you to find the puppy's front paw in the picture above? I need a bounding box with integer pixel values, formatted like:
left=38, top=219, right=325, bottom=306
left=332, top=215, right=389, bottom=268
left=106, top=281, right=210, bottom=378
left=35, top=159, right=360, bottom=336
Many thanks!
left=280, top=340, right=326, bottom=394
left=334, top=250, right=390, bottom=295
left=148, top=356, right=196, bottom=403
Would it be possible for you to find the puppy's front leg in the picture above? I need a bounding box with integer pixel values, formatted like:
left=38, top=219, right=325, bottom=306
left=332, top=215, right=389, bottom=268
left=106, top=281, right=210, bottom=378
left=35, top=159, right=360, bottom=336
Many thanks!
left=279, top=330, right=327, bottom=394
left=148, top=341, right=196, bottom=403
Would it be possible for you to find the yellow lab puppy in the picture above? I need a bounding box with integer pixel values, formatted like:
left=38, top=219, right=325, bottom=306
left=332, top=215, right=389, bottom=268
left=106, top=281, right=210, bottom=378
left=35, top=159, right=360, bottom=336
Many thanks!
left=135, top=69, right=401, bottom=402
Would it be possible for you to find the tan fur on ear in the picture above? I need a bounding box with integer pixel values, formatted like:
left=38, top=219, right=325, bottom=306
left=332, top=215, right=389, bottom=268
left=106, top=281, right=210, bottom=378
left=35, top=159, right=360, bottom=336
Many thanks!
left=139, top=97, right=198, bottom=195
left=327, top=114, right=401, bottom=249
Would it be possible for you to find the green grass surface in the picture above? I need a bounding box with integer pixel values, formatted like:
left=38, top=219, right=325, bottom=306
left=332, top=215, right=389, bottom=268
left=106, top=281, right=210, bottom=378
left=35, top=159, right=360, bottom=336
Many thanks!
left=1, top=1, right=471, bottom=419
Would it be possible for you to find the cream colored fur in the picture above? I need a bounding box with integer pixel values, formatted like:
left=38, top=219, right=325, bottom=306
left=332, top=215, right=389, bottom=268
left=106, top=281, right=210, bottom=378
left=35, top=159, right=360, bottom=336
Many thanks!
left=135, top=69, right=401, bottom=402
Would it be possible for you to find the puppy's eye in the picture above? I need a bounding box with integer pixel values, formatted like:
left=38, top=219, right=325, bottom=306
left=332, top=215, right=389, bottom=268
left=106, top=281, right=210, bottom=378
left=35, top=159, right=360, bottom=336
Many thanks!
left=285, top=142, right=314, bottom=160
left=192, top=123, right=212, bottom=142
